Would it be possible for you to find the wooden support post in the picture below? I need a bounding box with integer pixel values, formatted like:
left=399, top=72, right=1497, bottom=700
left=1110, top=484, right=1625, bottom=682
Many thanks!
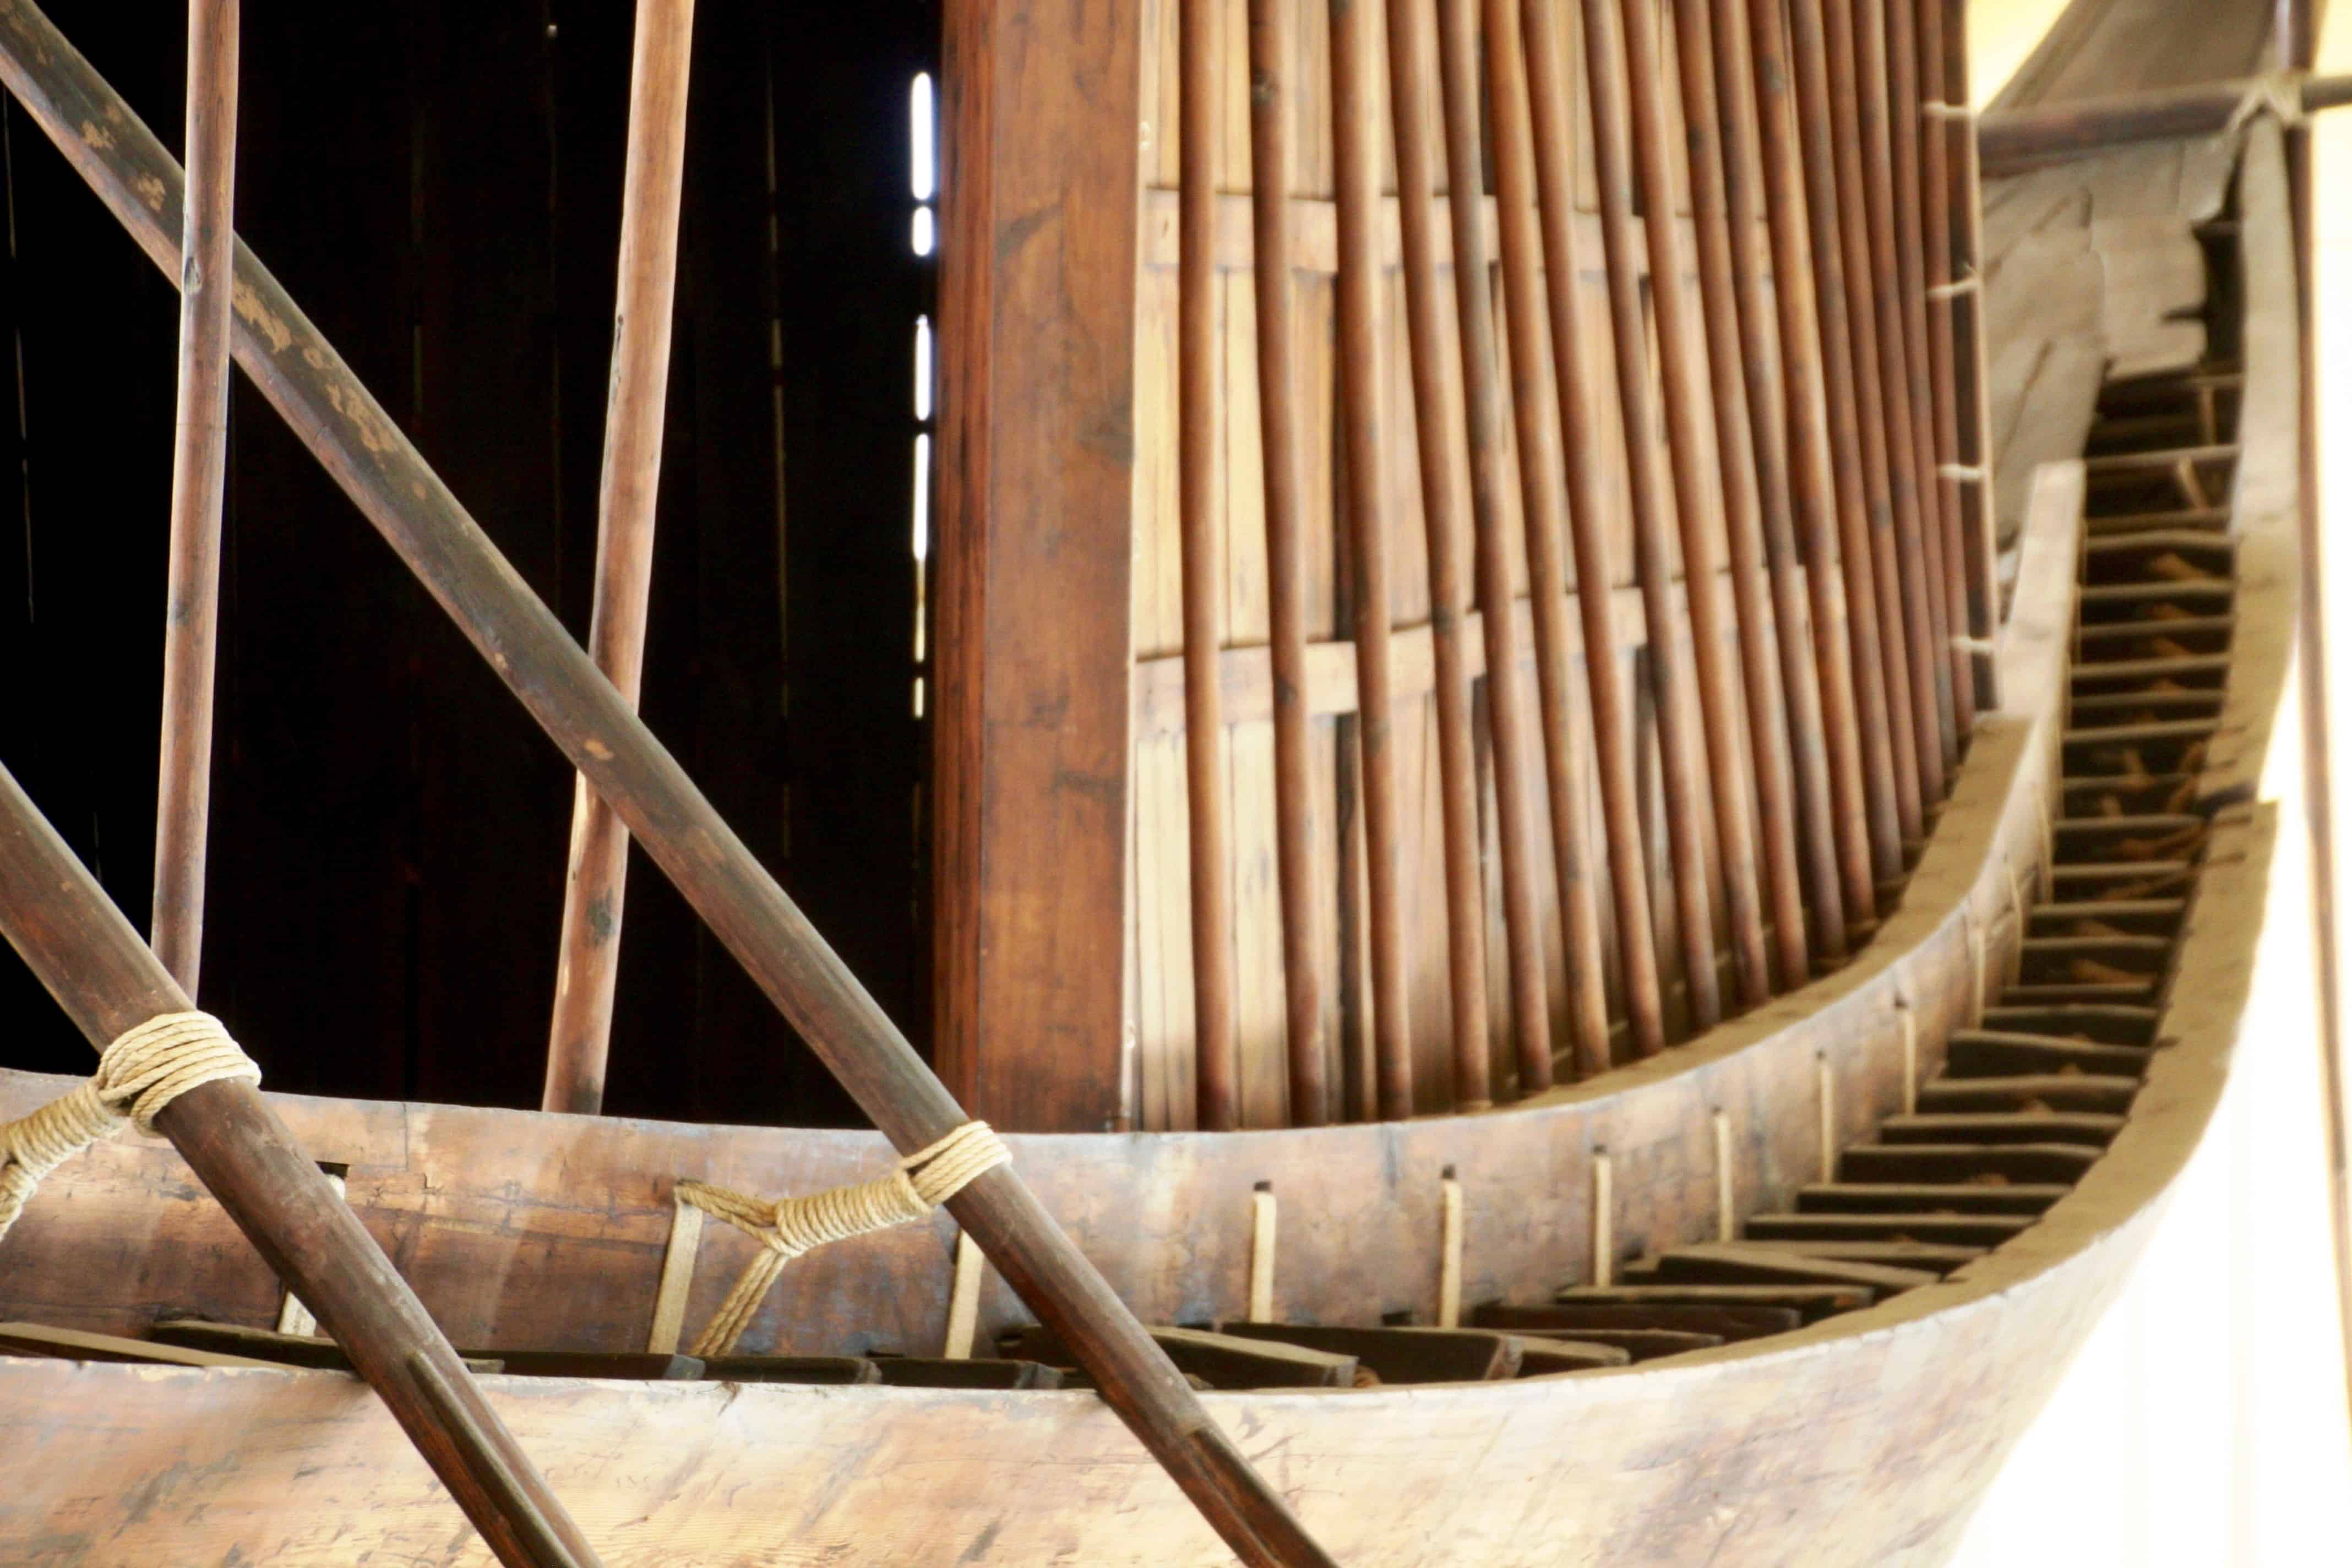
left=1665, top=0, right=1817, bottom=989
left=1916, top=0, right=1975, bottom=742
left=0, top=13, right=1337, bottom=1562
left=1332, top=0, right=1414, bottom=1119
left=1179, top=0, right=1239, bottom=1131
left=1520, top=0, right=1670, bottom=1059
left=1483, top=0, right=1618, bottom=1080
left=542, top=0, right=696, bottom=1117
left=150, top=0, right=238, bottom=995
left=1434, top=0, right=1549, bottom=1099
left=0, top=766, right=600, bottom=1568
left=1245, top=0, right=1329, bottom=1128
left=1607, top=0, right=1771, bottom=1014
left=933, top=0, right=1136, bottom=1134
left=1940, top=0, right=2001, bottom=711
left=1580, top=0, right=1727, bottom=1033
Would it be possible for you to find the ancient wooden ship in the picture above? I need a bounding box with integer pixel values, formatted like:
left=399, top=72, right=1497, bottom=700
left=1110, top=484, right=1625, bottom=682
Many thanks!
left=0, top=0, right=2340, bottom=1562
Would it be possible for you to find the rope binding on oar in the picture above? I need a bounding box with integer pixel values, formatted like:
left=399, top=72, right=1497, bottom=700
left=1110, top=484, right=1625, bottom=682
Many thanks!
left=2225, top=71, right=2310, bottom=135
left=674, top=1120, right=1011, bottom=1357
left=0, top=1011, right=262, bottom=1243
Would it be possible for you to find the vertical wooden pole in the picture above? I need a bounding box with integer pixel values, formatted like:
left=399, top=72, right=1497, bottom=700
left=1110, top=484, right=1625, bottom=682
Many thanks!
left=1783, top=0, right=1910, bottom=881
left=150, top=0, right=238, bottom=995
left=1483, top=0, right=1615, bottom=1077
left=1521, top=0, right=1669, bottom=1055
left=1849, top=0, right=1949, bottom=805
left=1382, top=0, right=1496, bottom=1108
left=1246, top=0, right=1328, bottom=1127
left=1580, top=0, right=1726, bottom=1032
left=1665, top=0, right=1816, bottom=988
left=1331, top=0, right=1415, bottom=1118
left=1434, top=0, right=1550, bottom=1099
left=1940, top=0, right=1999, bottom=711
left=542, top=0, right=696, bottom=1115
left=1179, top=0, right=1239, bottom=1130
left=1915, top=0, right=1974, bottom=740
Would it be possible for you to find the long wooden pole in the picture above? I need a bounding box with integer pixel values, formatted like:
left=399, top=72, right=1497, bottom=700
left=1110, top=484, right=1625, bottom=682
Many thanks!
left=1521, top=0, right=1668, bottom=1055
left=1380, top=0, right=1495, bottom=1109
left=1664, top=0, right=1816, bottom=989
left=1941, top=0, right=2000, bottom=712
left=1482, top=0, right=1614, bottom=1079
left=149, top=0, right=238, bottom=994
left=1434, top=0, right=1550, bottom=1099
left=1246, top=0, right=1327, bottom=1127
left=1784, top=0, right=1912, bottom=881
left=1179, top=0, right=1240, bottom=1130
left=1736, top=0, right=1882, bottom=930
left=1915, top=0, right=1975, bottom=742
left=1333, top=0, right=1415, bottom=1121
left=542, top=0, right=696, bottom=1117
left=1977, top=73, right=2352, bottom=172
left=1, top=767, right=600, bottom=1568
left=0, top=13, right=1337, bottom=1562
left=1580, top=0, right=1725, bottom=1032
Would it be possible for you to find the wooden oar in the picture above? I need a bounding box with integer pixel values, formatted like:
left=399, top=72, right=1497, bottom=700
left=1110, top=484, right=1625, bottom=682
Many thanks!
left=542, top=0, right=696, bottom=1117
left=0, top=7, right=1333, bottom=1562
left=1978, top=72, right=2352, bottom=173
left=0, top=765, right=599, bottom=1568
left=149, top=0, right=237, bottom=994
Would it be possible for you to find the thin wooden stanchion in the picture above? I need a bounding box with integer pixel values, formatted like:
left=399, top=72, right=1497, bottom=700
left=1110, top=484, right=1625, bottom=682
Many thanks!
left=943, top=1232, right=985, bottom=1358
left=1665, top=0, right=1814, bottom=990
left=1915, top=0, right=1975, bottom=741
left=1520, top=0, right=1669, bottom=1058
left=1730, top=0, right=1882, bottom=932
left=1248, top=1183, right=1278, bottom=1323
left=1850, top=0, right=1951, bottom=801
left=1591, top=1148, right=1615, bottom=1287
left=1940, top=0, right=2001, bottom=712
left=1815, top=1053, right=1836, bottom=1183
left=1433, top=0, right=1549, bottom=1099
left=1712, top=1109, right=1736, bottom=1242
left=1578, top=0, right=1725, bottom=1033
left=1781, top=0, right=1912, bottom=879
left=150, top=0, right=238, bottom=996
left=0, top=766, right=601, bottom=1568
left=1246, top=0, right=1328, bottom=1129
left=1438, top=1168, right=1465, bottom=1327
left=1483, top=0, right=1613, bottom=1078
left=543, top=0, right=697, bottom=1117
left=1382, top=0, right=1497, bottom=1110
left=1179, top=0, right=1239, bottom=1131
left=1332, top=0, right=1414, bottom=1121
left=1609, top=0, right=1771, bottom=1012
left=0, top=15, right=1341, bottom=1560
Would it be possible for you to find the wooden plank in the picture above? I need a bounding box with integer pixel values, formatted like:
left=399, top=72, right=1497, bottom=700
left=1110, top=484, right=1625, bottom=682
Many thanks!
left=1215, top=1321, right=1523, bottom=1382
left=1652, top=1242, right=1939, bottom=1294
left=1001, top=1322, right=1358, bottom=1389
left=3, top=1321, right=285, bottom=1370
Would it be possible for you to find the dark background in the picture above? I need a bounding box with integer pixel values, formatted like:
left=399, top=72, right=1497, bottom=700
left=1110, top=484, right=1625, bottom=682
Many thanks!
left=0, top=1, right=936, bottom=1126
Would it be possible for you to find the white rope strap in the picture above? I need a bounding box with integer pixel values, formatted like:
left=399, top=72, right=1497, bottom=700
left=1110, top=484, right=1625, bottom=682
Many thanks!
left=2226, top=71, right=2309, bottom=135
left=1953, top=634, right=1999, bottom=656
left=1921, top=100, right=1974, bottom=121
left=0, top=1012, right=260, bottom=1243
left=1939, top=462, right=1989, bottom=483
left=1928, top=275, right=1981, bottom=301
left=676, top=1121, right=1010, bottom=1357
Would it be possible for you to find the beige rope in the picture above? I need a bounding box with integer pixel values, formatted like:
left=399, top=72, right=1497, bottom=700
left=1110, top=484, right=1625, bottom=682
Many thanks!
left=0, top=1011, right=261, bottom=1243
left=676, top=1120, right=1010, bottom=1357
left=1921, top=100, right=1974, bottom=122
left=2225, top=72, right=2309, bottom=136
left=1939, top=462, right=1989, bottom=484
left=1928, top=275, right=1981, bottom=301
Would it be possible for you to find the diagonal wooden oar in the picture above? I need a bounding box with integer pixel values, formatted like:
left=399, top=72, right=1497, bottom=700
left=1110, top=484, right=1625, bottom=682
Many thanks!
left=0, top=763, right=600, bottom=1567
left=0, top=4, right=1334, bottom=1562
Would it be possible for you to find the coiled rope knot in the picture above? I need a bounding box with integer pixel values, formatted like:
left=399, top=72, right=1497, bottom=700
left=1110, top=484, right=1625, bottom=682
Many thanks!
left=0, top=1012, right=261, bottom=1243
left=674, top=1120, right=1010, bottom=1357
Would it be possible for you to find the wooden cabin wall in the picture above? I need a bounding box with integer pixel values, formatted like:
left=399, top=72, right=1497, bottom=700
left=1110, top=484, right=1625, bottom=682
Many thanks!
left=0, top=1, right=933, bottom=1128
left=1127, top=0, right=1805, bottom=1128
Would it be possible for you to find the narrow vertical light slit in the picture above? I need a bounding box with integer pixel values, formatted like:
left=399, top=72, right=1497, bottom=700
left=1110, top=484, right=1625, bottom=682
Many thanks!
left=913, top=314, right=933, bottom=421
left=910, top=72, right=935, bottom=201
left=911, top=205, right=935, bottom=257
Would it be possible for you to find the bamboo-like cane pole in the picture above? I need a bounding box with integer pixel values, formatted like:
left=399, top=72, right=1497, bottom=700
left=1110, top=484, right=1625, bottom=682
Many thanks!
left=1603, top=0, right=1771, bottom=1012
left=1850, top=0, right=1951, bottom=798
left=1578, top=0, right=1726, bottom=1032
left=1380, top=0, right=1495, bottom=1108
left=1246, top=0, right=1328, bottom=1127
left=0, top=12, right=1340, bottom=1560
left=1482, top=0, right=1614, bottom=1078
left=542, top=0, right=696, bottom=1117
left=1915, top=0, right=1974, bottom=742
left=1707, top=0, right=1855, bottom=961
left=1331, top=0, right=1414, bottom=1120
left=1941, top=0, right=2000, bottom=712
left=3, top=767, right=601, bottom=1568
left=1178, top=0, right=1240, bottom=1130
left=1784, top=0, right=1912, bottom=880
left=1664, top=0, right=1815, bottom=989
left=1433, top=0, right=1549, bottom=1099
left=150, top=0, right=238, bottom=995
left=1521, top=0, right=1668, bottom=1055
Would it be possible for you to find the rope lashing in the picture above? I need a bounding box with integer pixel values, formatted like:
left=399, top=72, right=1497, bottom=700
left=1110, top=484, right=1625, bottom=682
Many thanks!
left=674, top=1120, right=1010, bottom=1357
left=1939, top=462, right=1989, bottom=484
left=1921, top=100, right=1974, bottom=122
left=0, top=1011, right=260, bottom=1243
left=1927, top=275, right=1981, bottom=301
left=2226, top=72, right=2309, bottom=135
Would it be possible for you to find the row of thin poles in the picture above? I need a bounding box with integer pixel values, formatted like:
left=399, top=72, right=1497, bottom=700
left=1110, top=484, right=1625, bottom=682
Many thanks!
left=1172, top=0, right=1996, bottom=1129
